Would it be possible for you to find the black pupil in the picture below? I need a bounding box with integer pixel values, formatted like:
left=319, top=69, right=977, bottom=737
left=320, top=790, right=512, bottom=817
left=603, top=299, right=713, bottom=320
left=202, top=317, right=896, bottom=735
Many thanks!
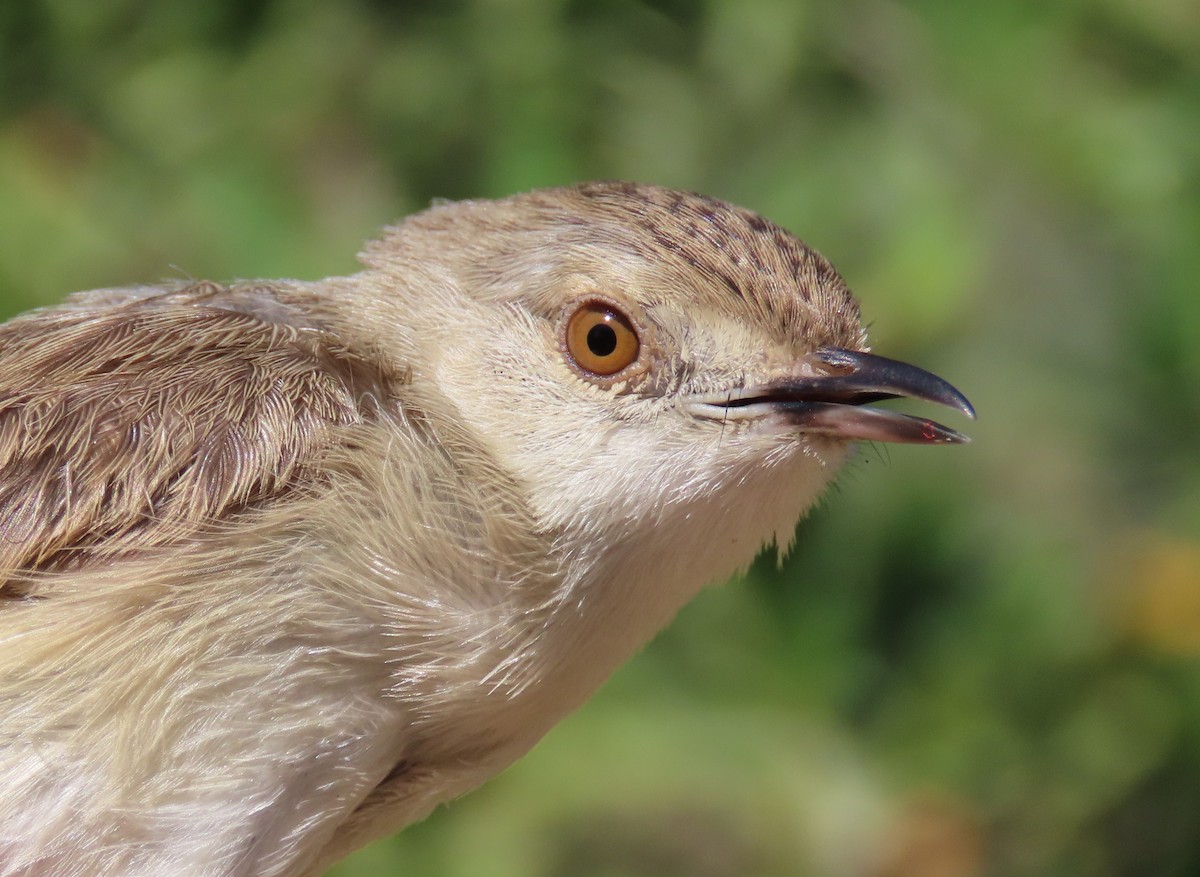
left=586, top=322, right=618, bottom=357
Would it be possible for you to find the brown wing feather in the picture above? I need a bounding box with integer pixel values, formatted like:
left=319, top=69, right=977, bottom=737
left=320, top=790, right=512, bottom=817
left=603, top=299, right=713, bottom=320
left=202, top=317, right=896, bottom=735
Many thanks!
left=0, top=281, right=398, bottom=588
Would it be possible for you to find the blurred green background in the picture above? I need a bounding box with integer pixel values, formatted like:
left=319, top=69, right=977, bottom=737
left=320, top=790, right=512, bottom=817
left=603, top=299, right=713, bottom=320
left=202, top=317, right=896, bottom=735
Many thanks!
left=2, top=1, right=1199, bottom=875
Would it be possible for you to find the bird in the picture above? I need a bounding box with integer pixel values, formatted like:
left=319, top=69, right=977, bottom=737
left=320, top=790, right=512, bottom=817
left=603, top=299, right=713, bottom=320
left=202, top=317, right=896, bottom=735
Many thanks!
left=0, top=181, right=973, bottom=877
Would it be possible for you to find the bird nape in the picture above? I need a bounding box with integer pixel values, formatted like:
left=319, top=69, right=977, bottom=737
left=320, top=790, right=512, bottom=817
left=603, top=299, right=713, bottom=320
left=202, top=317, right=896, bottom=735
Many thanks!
left=0, top=181, right=973, bottom=877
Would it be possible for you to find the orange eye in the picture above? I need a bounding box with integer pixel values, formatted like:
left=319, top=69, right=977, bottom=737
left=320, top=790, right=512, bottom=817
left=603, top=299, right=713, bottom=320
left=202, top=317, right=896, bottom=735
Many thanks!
left=564, top=302, right=640, bottom=377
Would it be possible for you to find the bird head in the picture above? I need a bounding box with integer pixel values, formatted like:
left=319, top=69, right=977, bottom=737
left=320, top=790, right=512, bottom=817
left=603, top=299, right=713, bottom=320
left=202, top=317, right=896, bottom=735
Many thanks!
left=356, top=182, right=972, bottom=553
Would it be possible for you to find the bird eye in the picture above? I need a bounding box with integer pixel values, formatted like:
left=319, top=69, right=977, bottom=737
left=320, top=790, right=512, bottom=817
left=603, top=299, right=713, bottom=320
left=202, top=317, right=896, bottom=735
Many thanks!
left=564, top=301, right=640, bottom=377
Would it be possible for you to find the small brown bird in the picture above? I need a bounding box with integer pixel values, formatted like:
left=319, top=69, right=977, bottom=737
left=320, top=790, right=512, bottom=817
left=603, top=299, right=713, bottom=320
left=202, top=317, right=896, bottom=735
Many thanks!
left=0, top=182, right=973, bottom=876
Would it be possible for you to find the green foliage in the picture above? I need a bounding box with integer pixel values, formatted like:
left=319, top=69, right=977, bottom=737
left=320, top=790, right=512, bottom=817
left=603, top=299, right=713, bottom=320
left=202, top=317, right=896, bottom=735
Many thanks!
left=2, top=1, right=1198, bottom=874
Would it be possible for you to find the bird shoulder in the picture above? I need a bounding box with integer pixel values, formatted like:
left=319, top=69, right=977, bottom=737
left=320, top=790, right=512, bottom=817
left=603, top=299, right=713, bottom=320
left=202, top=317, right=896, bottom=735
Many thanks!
left=0, top=280, right=403, bottom=593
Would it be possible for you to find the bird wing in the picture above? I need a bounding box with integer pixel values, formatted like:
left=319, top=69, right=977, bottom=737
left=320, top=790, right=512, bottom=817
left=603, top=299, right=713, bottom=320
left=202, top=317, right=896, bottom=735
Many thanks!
left=0, top=281, right=397, bottom=589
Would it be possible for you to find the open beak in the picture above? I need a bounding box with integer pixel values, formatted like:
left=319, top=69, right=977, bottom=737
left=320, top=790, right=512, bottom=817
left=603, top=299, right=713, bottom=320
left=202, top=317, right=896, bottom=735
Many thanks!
left=689, top=347, right=976, bottom=445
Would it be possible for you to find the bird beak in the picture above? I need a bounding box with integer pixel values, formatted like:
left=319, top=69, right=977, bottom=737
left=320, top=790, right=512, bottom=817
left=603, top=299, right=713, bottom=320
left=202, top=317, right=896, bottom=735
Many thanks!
left=689, top=347, right=976, bottom=445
